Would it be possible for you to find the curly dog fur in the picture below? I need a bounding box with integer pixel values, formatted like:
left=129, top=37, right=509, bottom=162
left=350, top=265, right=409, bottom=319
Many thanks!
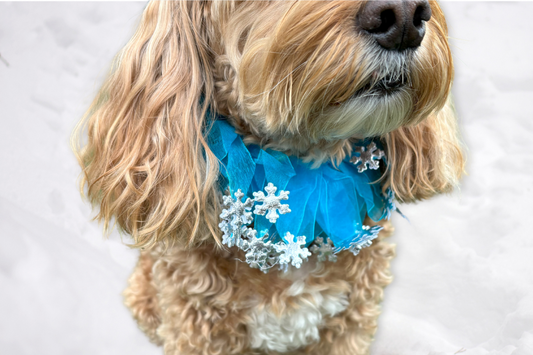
left=73, top=1, right=464, bottom=354
left=125, top=219, right=394, bottom=355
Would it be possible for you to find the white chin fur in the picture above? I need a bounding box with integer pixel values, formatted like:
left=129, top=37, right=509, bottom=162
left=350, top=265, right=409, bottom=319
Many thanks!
left=322, top=88, right=413, bottom=139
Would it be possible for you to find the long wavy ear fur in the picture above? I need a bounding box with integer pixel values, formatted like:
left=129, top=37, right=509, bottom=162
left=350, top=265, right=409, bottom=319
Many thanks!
left=383, top=96, right=465, bottom=202
left=72, top=1, right=220, bottom=249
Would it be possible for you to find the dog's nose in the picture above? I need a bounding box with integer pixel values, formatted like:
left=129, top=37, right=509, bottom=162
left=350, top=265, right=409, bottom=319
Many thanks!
left=358, top=0, right=432, bottom=51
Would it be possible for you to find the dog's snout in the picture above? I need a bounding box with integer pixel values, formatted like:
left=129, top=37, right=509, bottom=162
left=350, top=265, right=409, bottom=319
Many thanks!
left=358, top=0, right=432, bottom=51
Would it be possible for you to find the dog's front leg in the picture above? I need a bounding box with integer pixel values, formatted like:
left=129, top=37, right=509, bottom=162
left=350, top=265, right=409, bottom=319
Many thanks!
left=329, top=224, right=395, bottom=355
left=151, top=245, right=255, bottom=355
left=124, top=251, right=163, bottom=345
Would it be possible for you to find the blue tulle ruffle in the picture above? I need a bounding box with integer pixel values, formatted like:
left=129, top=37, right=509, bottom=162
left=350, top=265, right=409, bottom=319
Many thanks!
left=207, top=118, right=394, bottom=251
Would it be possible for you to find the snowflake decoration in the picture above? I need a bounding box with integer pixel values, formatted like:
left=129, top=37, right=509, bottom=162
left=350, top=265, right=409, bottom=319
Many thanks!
left=234, top=228, right=257, bottom=249
left=216, top=180, right=389, bottom=272
left=346, top=225, right=383, bottom=256
left=310, top=236, right=338, bottom=263
left=253, top=183, right=291, bottom=223
left=350, top=142, right=385, bottom=173
left=222, top=225, right=256, bottom=248
left=274, top=232, right=311, bottom=268
left=240, top=231, right=279, bottom=273
left=219, top=222, right=236, bottom=247
left=219, top=189, right=254, bottom=247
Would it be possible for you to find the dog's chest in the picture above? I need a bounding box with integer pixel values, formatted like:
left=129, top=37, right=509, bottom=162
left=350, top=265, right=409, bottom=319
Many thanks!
left=245, top=264, right=349, bottom=352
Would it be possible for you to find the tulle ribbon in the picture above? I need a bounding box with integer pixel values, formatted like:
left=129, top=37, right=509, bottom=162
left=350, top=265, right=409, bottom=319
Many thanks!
left=207, top=118, right=392, bottom=250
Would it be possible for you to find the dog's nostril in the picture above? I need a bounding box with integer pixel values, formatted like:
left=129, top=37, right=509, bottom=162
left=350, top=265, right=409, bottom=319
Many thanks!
left=413, top=6, right=424, bottom=27
left=413, top=4, right=431, bottom=27
left=371, top=9, right=396, bottom=34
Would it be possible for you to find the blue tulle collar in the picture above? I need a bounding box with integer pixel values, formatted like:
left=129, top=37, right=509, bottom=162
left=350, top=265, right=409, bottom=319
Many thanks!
left=207, top=117, right=397, bottom=272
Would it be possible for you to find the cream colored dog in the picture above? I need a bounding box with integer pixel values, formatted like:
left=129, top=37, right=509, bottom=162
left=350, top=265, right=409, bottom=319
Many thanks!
left=73, top=1, right=464, bottom=354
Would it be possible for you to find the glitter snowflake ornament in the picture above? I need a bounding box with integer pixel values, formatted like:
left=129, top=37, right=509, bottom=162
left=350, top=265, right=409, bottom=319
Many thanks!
left=274, top=232, right=311, bottom=268
left=347, top=225, right=383, bottom=256
left=253, top=183, right=291, bottom=223
left=241, top=232, right=279, bottom=273
left=221, top=225, right=256, bottom=248
left=350, top=142, right=385, bottom=173
left=219, top=189, right=255, bottom=247
left=219, top=223, right=235, bottom=246
left=234, top=228, right=257, bottom=249
left=310, top=236, right=337, bottom=263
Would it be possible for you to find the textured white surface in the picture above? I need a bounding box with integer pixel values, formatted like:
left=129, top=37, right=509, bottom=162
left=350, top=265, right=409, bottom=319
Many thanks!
left=0, top=2, right=532, bottom=355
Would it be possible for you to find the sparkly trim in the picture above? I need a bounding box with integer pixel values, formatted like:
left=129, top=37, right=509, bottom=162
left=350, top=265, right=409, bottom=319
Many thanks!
left=219, top=186, right=311, bottom=273
left=219, top=183, right=394, bottom=273
left=209, top=118, right=402, bottom=272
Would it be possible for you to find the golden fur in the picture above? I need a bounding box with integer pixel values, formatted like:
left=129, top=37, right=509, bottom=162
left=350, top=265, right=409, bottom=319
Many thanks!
left=72, top=1, right=464, bottom=354
left=124, top=219, right=395, bottom=355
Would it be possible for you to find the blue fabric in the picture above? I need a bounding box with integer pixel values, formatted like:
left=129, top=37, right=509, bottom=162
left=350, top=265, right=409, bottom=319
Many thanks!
left=207, top=118, right=394, bottom=251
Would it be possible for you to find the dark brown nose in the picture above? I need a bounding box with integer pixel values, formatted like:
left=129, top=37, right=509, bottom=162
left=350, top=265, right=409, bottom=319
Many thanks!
left=358, top=0, right=432, bottom=51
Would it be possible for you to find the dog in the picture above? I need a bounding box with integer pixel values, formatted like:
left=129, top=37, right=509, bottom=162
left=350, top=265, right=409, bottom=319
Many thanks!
left=73, top=1, right=464, bottom=354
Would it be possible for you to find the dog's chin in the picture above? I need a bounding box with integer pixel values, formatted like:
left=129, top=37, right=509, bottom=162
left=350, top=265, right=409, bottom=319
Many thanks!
left=351, top=75, right=408, bottom=99
left=319, top=82, right=414, bottom=140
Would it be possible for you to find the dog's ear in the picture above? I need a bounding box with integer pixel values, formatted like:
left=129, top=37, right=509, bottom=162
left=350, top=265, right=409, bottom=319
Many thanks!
left=72, top=1, right=221, bottom=249
left=383, top=96, right=465, bottom=202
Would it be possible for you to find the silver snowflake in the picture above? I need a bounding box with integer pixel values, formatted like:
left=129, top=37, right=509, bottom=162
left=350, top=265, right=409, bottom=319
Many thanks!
left=310, top=236, right=338, bottom=263
left=347, top=225, right=383, bottom=256
left=235, top=228, right=257, bottom=249
left=274, top=232, right=311, bottom=268
left=350, top=142, right=385, bottom=173
left=253, top=182, right=291, bottom=223
left=241, top=231, right=279, bottom=273
left=219, top=189, right=255, bottom=247
left=222, top=226, right=257, bottom=248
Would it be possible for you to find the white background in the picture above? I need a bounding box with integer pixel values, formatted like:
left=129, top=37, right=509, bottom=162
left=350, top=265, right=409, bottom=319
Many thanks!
left=0, top=2, right=532, bottom=355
